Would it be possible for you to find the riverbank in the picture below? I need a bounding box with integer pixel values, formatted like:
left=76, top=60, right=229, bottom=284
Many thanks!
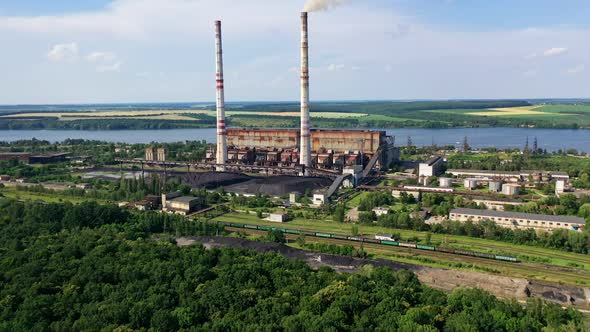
left=1, top=127, right=589, bottom=153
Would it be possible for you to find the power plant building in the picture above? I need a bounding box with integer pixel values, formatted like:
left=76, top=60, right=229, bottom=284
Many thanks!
left=209, top=128, right=397, bottom=170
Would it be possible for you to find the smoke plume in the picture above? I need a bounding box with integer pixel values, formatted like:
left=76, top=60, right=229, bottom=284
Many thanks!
left=303, top=0, right=350, bottom=12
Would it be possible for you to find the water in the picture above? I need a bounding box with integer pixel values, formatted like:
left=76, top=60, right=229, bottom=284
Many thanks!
left=0, top=128, right=588, bottom=153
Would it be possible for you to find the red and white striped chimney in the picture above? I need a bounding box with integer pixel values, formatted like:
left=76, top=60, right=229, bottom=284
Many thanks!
left=300, top=12, right=312, bottom=171
left=215, top=20, right=227, bottom=170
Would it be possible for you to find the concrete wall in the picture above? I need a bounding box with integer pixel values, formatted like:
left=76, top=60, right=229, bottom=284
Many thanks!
left=227, top=128, right=299, bottom=150
left=311, top=129, right=383, bottom=154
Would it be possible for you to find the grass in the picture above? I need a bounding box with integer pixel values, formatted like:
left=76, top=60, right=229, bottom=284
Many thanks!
left=0, top=187, right=107, bottom=204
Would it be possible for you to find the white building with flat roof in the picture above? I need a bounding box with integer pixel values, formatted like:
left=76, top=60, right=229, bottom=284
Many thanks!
left=419, top=156, right=444, bottom=177
left=449, top=208, right=585, bottom=232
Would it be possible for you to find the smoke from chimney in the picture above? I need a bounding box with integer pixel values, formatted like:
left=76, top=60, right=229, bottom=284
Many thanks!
left=303, top=0, right=349, bottom=12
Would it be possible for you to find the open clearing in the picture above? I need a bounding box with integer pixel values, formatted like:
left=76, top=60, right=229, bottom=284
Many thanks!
left=468, top=106, right=550, bottom=117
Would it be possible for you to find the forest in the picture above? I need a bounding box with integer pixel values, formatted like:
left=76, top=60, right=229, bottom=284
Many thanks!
left=0, top=198, right=586, bottom=331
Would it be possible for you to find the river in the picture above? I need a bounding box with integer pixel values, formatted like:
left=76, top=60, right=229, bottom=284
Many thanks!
left=0, top=128, right=587, bottom=153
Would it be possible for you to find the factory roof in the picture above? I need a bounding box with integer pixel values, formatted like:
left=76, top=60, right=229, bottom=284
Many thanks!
left=0, top=152, right=30, bottom=155
left=423, top=156, right=442, bottom=166
left=169, top=196, right=200, bottom=204
left=448, top=169, right=521, bottom=175
left=31, top=152, right=70, bottom=157
left=450, top=208, right=585, bottom=225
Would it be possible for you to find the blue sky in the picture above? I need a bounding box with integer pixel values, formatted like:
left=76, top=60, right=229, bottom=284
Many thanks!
left=0, top=0, right=588, bottom=104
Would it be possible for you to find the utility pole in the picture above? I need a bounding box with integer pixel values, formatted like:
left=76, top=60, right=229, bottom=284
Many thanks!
left=463, top=136, right=470, bottom=152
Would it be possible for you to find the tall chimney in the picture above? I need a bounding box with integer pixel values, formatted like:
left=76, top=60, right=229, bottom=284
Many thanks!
left=215, top=20, right=227, bottom=171
left=300, top=12, right=312, bottom=172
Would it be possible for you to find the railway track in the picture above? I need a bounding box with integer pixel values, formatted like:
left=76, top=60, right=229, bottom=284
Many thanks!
left=224, top=226, right=590, bottom=285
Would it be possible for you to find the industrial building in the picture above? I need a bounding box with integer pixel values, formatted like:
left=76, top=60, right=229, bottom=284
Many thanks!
left=201, top=16, right=399, bottom=180
left=0, top=152, right=69, bottom=164
left=502, top=184, right=521, bottom=196
left=162, top=192, right=202, bottom=215
left=267, top=213, right=289, bottom=223
left=469, top=197, right=525, bottom=211
left=0, top=152, right=30, bottom=163
left=447, top=169, right=569, bottom=182
left=145, top=147, right=167, bottom=162
left=419, top=156, right=444, bottom=178
left=449, top=208, right=585, bottom=232
left=206, top=128, right=398, bottom=171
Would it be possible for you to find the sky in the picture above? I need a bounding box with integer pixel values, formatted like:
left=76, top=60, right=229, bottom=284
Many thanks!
left=0, top=0, right=588, bottom=104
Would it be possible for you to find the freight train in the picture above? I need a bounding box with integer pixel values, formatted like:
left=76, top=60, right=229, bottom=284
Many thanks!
left=219, top=222, right=519, bottom=263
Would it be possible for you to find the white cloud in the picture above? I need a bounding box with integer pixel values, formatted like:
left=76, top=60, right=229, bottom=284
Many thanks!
left=47, top=42, right=79, bottom=62
left=0, top=0, right=588, bottom=103
left=97, top=61, right=123, bottom=72
left=86, top=51, right=122, bottom=72
left=566, top=65, right=585, bottom=75
left=543, top=47, right=568, bottom=57
left=327, top=64, right=345, bottom=72
left=86, top=51, right=117, bottom=63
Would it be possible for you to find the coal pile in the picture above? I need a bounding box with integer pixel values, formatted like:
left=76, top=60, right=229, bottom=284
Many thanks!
left=224, top=175, right=332, bottom=196
left=181, top=172, right=251, bottom=189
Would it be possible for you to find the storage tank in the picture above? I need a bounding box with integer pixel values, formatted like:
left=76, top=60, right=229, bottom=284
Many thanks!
left=502, top=184, right=520, bottom=196
left=489, top=180, right=502, bottom=192
left=439, top=177, right=452, bottom=188
left=464, top=178, right=477, bottom=190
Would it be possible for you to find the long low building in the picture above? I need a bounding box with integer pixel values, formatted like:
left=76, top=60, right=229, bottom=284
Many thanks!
left=447, top=169, right=569, bottom=182
left=449, top=208, right=585, bottom=232
left=470, top=197, right=524, bottom=211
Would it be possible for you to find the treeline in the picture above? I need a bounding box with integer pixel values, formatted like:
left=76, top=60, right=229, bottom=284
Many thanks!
left=0, top=115, right=215, bottom=130
left=237, top=100, right=531, bottom=114
left=0, top=199, right=584, bottom=331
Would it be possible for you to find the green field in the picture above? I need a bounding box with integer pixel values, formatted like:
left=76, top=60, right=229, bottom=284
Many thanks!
left=213, top=212, right=590, bottom=285
left=0, top=187, right=108, bottom=204
left=3, top=100, right=590, bottom=130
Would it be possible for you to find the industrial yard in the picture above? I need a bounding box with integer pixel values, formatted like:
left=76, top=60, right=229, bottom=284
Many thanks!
left=2, top=0, right=590, bottom=330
